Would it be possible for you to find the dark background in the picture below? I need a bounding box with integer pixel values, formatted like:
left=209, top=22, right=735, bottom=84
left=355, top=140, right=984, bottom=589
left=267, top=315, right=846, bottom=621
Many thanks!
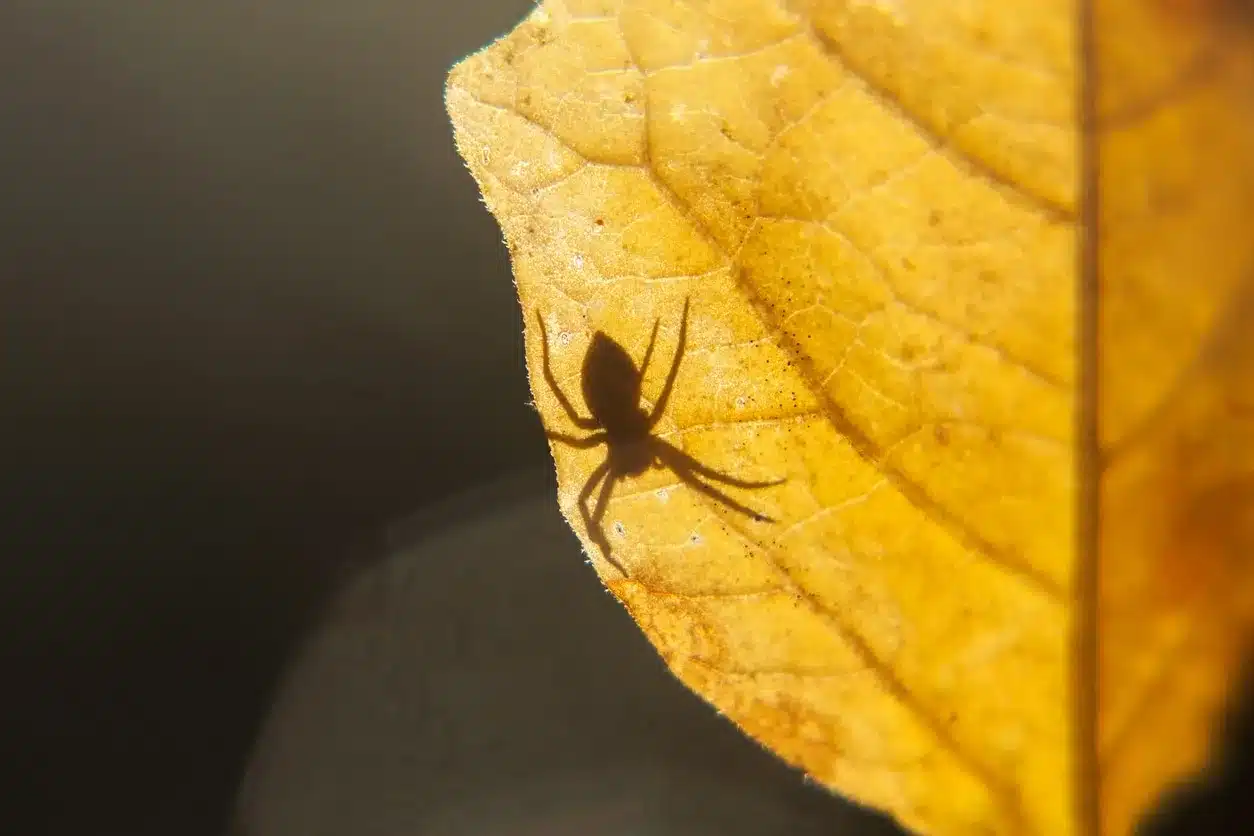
left=3, top=1, right=545, bottom=832
left=0, top=1, right=1248, bottom=834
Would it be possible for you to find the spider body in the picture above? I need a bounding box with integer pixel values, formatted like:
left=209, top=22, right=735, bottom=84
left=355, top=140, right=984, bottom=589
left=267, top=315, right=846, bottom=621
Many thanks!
left=581, top=333, right=652, bottom=465
left=536, top=298, right=782, bottom=575
left=581, top=333, right=655, bottom=477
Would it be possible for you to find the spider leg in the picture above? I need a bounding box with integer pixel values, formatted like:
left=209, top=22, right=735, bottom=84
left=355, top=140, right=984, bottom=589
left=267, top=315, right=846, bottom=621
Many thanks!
left=591, top=466, right=617, bottom=533
left=652, top=441, right=780, bottom=523
left=577, top=460, right=627, bottom=575
left=646, top=296, right=690, bottom=428
left=546, top=431, right=608, bottom=449
left=636, top=316, right=661, bottom=382
left=589, top=470, right=627, bottom=575
left=670, top=466, right=778, bottom=523
left=535, top=309, right=600, bottom=430
left=652, top=438, right=785, bottom=489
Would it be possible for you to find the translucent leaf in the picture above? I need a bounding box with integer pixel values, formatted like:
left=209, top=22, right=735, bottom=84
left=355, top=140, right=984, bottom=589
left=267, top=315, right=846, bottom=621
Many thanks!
left=446, top=1, right=1254, bottom=833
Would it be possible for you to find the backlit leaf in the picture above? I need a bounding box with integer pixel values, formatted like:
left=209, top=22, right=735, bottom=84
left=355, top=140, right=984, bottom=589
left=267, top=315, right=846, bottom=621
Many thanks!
left=1093, top=1, right=1254, bottom=833
left=445, top=1, right=1254, bottom=833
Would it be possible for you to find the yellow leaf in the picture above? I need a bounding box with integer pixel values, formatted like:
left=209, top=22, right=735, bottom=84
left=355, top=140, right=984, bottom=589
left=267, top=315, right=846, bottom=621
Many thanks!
left=1093, top=1, right=1254, bottom=833
left=445, top=1, right=1254, bottom=834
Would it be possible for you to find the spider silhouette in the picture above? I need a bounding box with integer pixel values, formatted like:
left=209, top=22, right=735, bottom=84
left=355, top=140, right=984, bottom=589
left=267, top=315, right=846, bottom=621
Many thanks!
left=536, top=298, right=783, bottom=575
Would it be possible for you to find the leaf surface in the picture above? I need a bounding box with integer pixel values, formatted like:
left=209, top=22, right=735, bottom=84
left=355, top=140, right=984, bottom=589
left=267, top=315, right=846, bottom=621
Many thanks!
left=445, top=1, right=1254, bottom=834
left=1093, top=1, right=1254, bottom=833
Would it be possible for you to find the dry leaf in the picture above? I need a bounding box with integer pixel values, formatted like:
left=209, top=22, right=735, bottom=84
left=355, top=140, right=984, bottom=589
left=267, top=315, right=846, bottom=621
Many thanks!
left=445, top=1, right=1254, bottom=834
left=1094, top=1, right=1254, bottom=833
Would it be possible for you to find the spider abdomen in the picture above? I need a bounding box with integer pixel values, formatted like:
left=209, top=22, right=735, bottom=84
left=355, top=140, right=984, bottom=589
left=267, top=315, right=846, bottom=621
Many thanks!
left=581, top=332, right=645, bottom=426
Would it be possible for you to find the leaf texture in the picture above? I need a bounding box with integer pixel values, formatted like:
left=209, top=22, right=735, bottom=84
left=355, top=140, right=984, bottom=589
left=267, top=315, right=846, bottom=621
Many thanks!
left=445, top=1, right=1254, bottom=834
left=1094, top=1, right=1254, bottom=833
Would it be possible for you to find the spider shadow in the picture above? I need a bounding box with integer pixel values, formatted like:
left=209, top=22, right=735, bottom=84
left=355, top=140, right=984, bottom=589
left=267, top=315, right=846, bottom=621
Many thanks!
left=535, top=298, right=783, bottom=575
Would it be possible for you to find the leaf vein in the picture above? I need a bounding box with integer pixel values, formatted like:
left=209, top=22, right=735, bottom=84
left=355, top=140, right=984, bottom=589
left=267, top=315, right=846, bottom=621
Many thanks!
left=698, top=504, right=1030, bottom=830
left=801, top=22, right=1074, bottom=222
left=626, top=69, right=1065, bottom=600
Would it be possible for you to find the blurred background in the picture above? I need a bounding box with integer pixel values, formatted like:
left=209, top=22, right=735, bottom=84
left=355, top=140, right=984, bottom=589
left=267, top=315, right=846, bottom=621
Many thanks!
left=2, top=1, right=543, bottom=832
left=0, top=1, right=1248, bottom=834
